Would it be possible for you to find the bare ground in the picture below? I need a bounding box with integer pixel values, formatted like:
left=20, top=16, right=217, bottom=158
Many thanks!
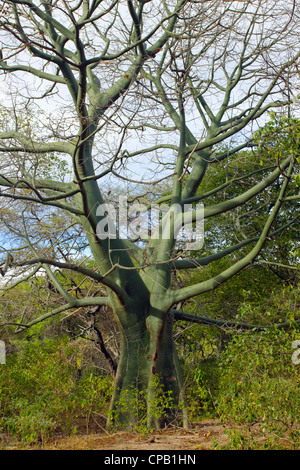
left=0, top=419, right=245, bottom=450
left=1, top=418, right=298, bottom=450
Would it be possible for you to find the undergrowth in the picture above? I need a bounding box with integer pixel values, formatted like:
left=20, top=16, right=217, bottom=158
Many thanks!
left=1, top=325, right=300, bottom=449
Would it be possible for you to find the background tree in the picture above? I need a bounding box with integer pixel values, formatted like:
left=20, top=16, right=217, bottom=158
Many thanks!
left=0, top=0, right=299, bottom=429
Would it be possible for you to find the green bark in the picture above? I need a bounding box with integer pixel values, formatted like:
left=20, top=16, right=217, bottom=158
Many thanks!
left=108, top=302, right=189, bottom=430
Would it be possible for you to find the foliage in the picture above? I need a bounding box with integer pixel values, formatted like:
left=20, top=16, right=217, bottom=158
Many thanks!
left=254, top=112, right=300, bottom=166
left=184, top=358, right=219, bottom=420
left=177, top=254, right=300, bottom=448
left=0, top=337, right=112, bottom=444
left=215, top=326, right=300, bottom=449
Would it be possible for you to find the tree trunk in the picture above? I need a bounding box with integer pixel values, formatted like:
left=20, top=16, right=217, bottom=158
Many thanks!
left=108, top=304, right=189, bottom=430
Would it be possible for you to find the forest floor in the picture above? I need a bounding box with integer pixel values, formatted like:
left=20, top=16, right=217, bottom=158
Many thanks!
left=0, top=419, right=272, bottom=450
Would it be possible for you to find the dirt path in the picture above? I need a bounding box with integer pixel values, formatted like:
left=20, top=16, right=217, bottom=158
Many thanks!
left=1, top=418, right=297, bottom=450
left=1, top=419, right=231, bottom=450
left=34, top=419, right=230, bottom=450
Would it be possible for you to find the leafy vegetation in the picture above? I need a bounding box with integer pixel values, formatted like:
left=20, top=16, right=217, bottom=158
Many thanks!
left=0, top=337, right=113, bottom=444
left=216, top=327, right=300, bottom=449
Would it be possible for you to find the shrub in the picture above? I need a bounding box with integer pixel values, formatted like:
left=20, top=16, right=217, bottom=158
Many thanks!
left=215, top=326, right=300, bottom=449
left=184, top=358, right=219, bottom=420
left=0, top=337, right=113, bottom=443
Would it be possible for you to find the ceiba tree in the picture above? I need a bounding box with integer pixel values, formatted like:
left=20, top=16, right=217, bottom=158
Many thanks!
left=0, top=0, right=299, bottom=428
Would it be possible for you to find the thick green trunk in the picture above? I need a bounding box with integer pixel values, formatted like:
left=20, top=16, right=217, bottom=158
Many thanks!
left=76, top=174, right=188, bottom=429
left=108, top=305, right=189, bottom=430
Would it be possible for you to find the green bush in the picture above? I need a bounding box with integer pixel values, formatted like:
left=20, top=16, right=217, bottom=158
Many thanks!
left=184, top=359, right=219, bottom=420
left=215, top=326, right=300, bottom=449
left=0, top=337, right=113, bottom=443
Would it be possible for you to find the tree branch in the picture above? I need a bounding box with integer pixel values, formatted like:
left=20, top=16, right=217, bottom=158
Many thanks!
left=168, top=158, right=294, bottom=305
left=14, top=296, right=112, bottom=332
left=16, top=257, right=129, bottom=301
left=172, top=309, right=300, bottom=331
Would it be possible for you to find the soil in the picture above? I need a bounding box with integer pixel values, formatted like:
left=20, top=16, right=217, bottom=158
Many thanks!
left=0, top=419, right=240, bottom=450
left=1, top=418, right=296, bottom=450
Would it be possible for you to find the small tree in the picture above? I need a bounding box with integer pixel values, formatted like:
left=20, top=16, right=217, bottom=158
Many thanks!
left=0, top=0, right=299, bottom=428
